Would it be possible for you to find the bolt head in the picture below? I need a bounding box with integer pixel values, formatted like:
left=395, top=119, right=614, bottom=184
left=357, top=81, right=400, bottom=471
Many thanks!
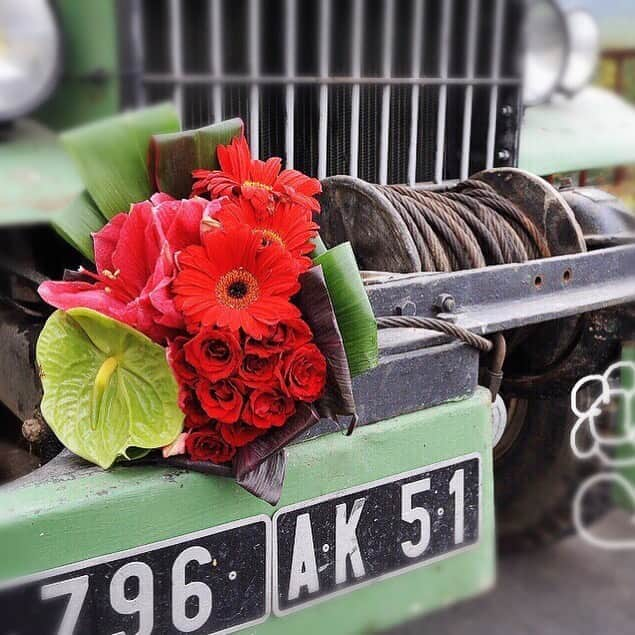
left=497, top=149, right=511, bottom=162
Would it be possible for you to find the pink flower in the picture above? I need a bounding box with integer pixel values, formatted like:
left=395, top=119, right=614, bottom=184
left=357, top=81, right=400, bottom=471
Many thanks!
left=38, top=194, right=213, bottom=344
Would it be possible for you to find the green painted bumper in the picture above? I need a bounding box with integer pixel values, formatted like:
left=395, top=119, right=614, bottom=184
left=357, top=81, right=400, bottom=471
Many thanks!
left=0, top=388, right=495, bottom=633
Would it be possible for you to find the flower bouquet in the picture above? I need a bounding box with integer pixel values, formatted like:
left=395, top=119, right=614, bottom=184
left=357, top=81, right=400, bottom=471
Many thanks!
left=36, top=104, right=378, bottom=503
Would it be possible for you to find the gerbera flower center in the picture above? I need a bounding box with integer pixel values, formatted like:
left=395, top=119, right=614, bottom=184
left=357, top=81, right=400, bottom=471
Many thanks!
left=216, top=269, right=259, bottom=309
left=259, top=229, right=284, bottom=247
left=243, top=180, right=273, bottom=191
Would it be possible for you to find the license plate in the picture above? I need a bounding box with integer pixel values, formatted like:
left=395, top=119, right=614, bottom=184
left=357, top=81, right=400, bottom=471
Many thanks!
left=0, top=453, right=480, bottom=632
left=0, top=515, right=271, bottom=635
left=273, top=453, right=480, bottom=615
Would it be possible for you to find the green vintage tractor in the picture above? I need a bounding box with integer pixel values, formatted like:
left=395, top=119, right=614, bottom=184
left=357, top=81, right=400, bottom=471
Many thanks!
left=0, top=1, right=634, bottom=634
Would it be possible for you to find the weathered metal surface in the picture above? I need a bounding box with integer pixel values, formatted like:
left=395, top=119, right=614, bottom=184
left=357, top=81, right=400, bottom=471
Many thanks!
left=0, top=306, right=42, bottom=422
left=366, top=245, right=635, bottom=335
left=0, top=389, right=495, bottom=634
left=561, top=186, right=635, bottom=248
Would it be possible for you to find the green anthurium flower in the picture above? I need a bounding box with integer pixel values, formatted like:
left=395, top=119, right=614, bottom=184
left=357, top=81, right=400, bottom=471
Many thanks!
left=36, top=307, right=183, bottom=469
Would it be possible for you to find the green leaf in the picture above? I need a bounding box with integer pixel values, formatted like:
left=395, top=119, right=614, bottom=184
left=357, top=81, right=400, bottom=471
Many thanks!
left=297, top=265, right=356, bottom=418
left=50, top=191, right=106, bottom=262
left=60, top=103, right=181, bottom=219
left=314, top=242, right=379, bottom=377
left=149, top=118, right=244, bottom=199
left=36, top=308, right=183, bottom=469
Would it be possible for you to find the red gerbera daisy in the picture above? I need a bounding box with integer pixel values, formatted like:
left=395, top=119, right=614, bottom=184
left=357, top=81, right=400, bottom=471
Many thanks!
left=173, top=224, right=301, bottom=338
left=191, top=135, right=322, bottom=216
left=215, top=197, right=318, bottom=272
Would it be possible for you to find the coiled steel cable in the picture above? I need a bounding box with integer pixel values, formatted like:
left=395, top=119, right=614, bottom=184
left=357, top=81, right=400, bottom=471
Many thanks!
left=372, top=179, right=551, bottom=272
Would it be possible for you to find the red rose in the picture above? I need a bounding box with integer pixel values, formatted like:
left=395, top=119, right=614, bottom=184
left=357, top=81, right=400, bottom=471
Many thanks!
left=218, top=421, right=266, bottom=447
left=178, top=385, right=210, bottom=429
left=238, top=353, right=279, bottom=388
left=184, top=327, right=241, bottom=382
left=281, top=343, right=327, bottom=402
left=196, top=378, right=245, bottom=424
left=242, top=387, right=296, bottom=429
left=167, top=337, right=198, bottom=383
left=185, top=428, right=236, bottom=463
left=244, top=318, right=312, bottom=357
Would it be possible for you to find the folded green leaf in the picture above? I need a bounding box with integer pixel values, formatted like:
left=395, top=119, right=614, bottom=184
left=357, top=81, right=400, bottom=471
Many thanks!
left=61, top=103, right=180, bottom=219
left=37, top=308, right=183, bottom=469
left=51, top=191, right=106, bottom=262
left=149, top=118, right=244, bottom=199
left=314, top=242, right=379, bottom=376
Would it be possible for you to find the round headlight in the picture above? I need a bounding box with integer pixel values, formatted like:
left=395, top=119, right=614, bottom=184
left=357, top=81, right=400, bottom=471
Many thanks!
left=560, top=9, right=599, bottom=96
left=523, top=0, right=568, bottom=106
left=0, top=0, right=61, bottom=122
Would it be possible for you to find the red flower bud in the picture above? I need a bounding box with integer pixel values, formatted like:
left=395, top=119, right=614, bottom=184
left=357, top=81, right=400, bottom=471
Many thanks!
left=218, top=421, right=266, bottom=447
left=195, top=378, right=245, bottom=424
left=167, top=336, right=198, bottom=384
left=242, top=387, right=296, bottom=429
left=178, top=384, right=210, bottom=429
left=238, top=352, right=279, bottom=388
left=281, top=343, right=327, bottom=402
left=185, top=428, right=235, bottom=464
left=184, top=327, right=241, bottom=382
left=244, top=318, right=312, bottom=358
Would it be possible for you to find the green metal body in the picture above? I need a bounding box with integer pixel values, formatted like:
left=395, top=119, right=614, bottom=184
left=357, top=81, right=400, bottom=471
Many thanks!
left=36, top=0, right=119, bottom=131
left=0, top=388, right=495, bottom=633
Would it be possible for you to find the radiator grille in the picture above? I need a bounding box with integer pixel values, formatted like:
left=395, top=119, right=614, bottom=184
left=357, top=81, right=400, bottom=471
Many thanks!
left=117, top=0, right=523, bottom=184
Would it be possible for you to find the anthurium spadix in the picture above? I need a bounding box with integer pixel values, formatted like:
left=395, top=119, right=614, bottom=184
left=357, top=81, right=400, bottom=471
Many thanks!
left=36, top=308, right=183, bottom=469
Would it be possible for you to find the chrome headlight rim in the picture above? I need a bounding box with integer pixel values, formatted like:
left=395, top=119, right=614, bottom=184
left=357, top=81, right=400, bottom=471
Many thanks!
left=560, top=8, right=600, bottom=98
left=523, top=0, right=571, bottom=107
left=0, top=0, right=63, bottom=123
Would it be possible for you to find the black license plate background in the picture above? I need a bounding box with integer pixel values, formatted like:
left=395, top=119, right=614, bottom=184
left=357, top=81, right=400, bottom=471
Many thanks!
left=274, top=455, right=480, bottom=614
left=0, top=516, right=269, bottom=635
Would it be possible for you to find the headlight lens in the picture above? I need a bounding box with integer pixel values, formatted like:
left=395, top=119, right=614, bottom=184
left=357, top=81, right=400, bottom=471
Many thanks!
left=523, top=0, right=568, bottom=106
left=560, top=9, right=599, bottom=96
left=0, top=0, right=61, bottom=122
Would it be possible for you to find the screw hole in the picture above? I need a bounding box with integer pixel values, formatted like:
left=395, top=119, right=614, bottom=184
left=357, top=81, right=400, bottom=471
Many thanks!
left=563, top=268, right=572, bottom=284
left=534, top=274, right=544, bottom=289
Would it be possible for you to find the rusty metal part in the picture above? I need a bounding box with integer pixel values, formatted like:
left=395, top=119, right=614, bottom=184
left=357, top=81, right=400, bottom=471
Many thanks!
left=560, top=186, right=635, bottom=249
left=485, top=334, right=507, bottom=401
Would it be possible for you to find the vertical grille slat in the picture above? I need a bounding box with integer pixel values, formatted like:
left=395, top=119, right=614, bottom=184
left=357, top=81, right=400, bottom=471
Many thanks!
left=460, top=0, right=479, bottom=180
left=210, top=0, right=224, bottom=122
left=486, top=0, right=505, bottom=168
left=118, top=0, right=523, bottom=185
